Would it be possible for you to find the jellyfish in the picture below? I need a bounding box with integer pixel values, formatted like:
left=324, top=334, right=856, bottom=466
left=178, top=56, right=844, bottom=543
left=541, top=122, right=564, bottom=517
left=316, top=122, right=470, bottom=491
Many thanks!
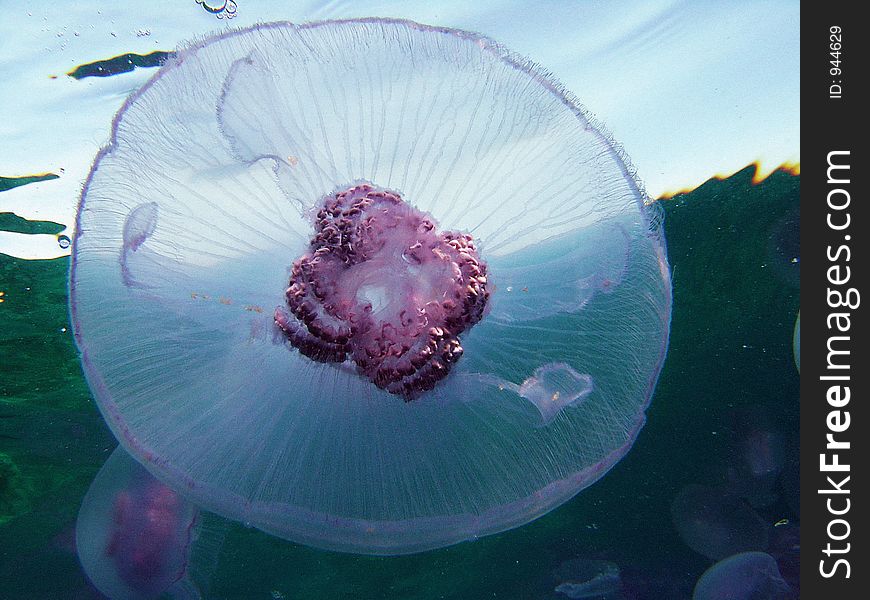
left=692, top=552, right=792, bottom=600
left=552, top=558, right=622, bottom=599
left=670, top=484, right=770, bottom=560
left=768, top=522, right=800, bottom=593
left=76, top=447, right=221, bottom=599
left=740, top=429, right=786, bottom=481
left=792, top=311, right=799, bottom=373
left=70, top=20, right=671, bottom=554
left=724, top=408, right=786, bottom=508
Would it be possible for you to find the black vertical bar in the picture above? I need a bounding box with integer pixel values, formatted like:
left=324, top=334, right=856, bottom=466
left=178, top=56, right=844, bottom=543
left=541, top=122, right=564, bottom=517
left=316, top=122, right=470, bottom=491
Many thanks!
left=801, top=2, right=867, bottom=597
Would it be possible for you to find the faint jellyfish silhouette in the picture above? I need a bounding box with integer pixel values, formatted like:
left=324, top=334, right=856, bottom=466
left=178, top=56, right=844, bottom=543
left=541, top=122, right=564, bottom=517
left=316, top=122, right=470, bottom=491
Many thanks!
left=692, top=552, right=792, bottom=600
left=552, top=558, right=622, bottom=599
left=70, top=19, right=672, bottom=554
left=768, top=522, right=800, bottom=594
left=670, top=484, right=770, bottom=560
left=741, top=429, right=786, bottom=481
left=76, top=447, right=220, bottom=600
left=724, top=408, right=786, bottom=508
left=792, top=311, right=799, bottom=373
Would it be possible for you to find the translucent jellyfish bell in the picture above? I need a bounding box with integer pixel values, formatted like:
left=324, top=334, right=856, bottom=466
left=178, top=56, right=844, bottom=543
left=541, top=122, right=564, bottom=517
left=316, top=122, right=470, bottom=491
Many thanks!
left=792, top=311, right=800, bottom=372
left=76, top=447, right=205, bottom=599
left=671, top=484, right=770, bottom=560
left=70, top=20, right=671, bottom=554
left=692, top=552, right=792, bottom=600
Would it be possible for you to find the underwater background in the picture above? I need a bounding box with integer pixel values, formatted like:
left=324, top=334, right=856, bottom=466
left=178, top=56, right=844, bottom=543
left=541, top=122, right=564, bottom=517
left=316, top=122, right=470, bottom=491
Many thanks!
left=1, top=165, right=800, bottom=599
left=1, top=1, right=799, bottom=598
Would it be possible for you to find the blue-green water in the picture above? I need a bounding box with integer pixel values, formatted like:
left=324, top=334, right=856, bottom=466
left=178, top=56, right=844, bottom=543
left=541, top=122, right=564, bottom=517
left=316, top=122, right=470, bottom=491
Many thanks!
left=0, top=165, right=799, bottom=599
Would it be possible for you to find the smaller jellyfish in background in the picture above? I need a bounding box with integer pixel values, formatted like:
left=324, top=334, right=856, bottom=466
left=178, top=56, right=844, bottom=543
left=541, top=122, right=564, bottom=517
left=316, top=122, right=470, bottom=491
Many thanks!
left=767, top=522, right=800, bottom=595
left=551, top=558, right=623, bottom=599
left=740, top=428, right=785, bottom=481
left=670, top=484, right=770, bottom=561
left=792, top=311, right=800, bottom=373
left=76, top=447, right=222, bottom=600
left=723, top=408, right=786, bottom=509
left=692, top=552, right=792, bottom=600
